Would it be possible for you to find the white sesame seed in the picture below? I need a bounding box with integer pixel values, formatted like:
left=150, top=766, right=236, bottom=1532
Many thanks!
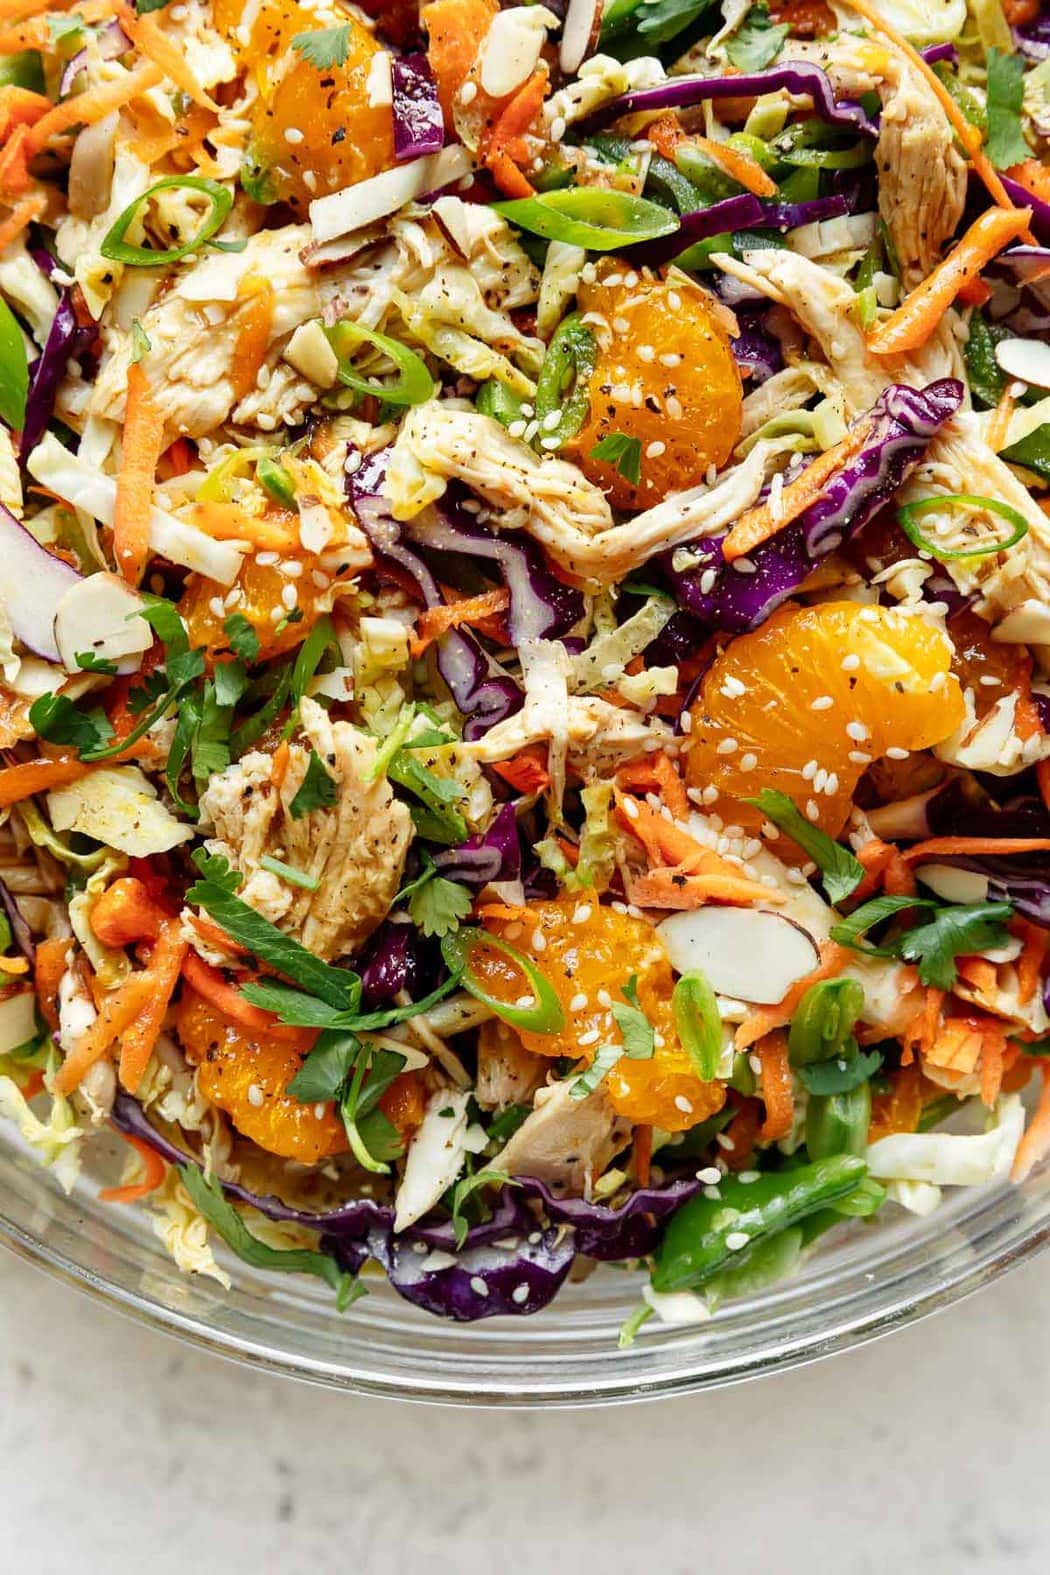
left=514, top=994, right=535, bottom=1010
left=848, top=750, right=872, bottom=765
left=846, top=721, right=870, bottom=741
left=247, top=1083, right=264, bottom=1108
left=696, top=1166, right=721, bottom=1185
left=459, top=80, right=477, bottom=105
left=572, top=903, right=592, bottom=924
left=208, top=596, right=225, bottom=618
left=810, top=695, right=834, bottom=711
left=284, top=127, right=304, bottom=145
left=716, top=737, right=738, bottom=755
left=550, top=114, right=567, bottom=143
left=578, top=1028, right=600, bottom=1047
left=257, top=551, right=278, bottom=567
left=666, top=396, right=684, bottom=420
left=469, top=1276, right=489, bottom=1296
left=646, top=440, right=666, bottom=458
left=701, top=784, right=719, bottom=805
left=622, top=797, right=640, bottom=819
left=841, top=654, right=861, bottom=671
left=531, top=928, right=547, bottom=951
left=674, top=1095, right=694, bottom=1114
left=281, top=583, right=298, bottom=609
left=805, top=799, right=820, bottom=822
left=596, top=989, right=612, bottom=1009
left=539, top=436, right=561, bottom=450
left=668, top=291, right=682, bottom=311
left=638, top=344, right=655, bottom=363
left=541, top=410, right=561, bottom=432
left=802, top=759, right=818, bottom=780
left=512, top=1283, right=530, bottom=1305
left=725, top=1231, right=750, bottom=1251
left=739, top=752, right=758, bottom=771
left=886, top=746, right=910, bottom=760
left=569, top=992, right=588, bottom=1012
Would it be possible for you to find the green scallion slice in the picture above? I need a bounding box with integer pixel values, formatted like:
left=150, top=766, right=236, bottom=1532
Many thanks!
left=896, top=493, right=1029, bottom=561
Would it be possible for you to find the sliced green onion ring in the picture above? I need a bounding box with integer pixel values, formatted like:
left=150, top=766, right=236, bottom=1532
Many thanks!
left=100, top=176, right=235, bottom=266
left=324, top=319, right=434, bottom=407
left=0, top=297, right=28, bottom=430
left=897, top=493, right=1029, bottom=561
left=440, top=927, right=565, bottom=1034
left=534, top=312, right=597, bottom=448
left=494, top=188, right=679, bottom=251
left=672, top=971, right=722, bottom=1082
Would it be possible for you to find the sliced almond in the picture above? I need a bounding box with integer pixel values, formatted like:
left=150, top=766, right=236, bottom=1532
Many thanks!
left=560, top=0, right=600, bottom=74
left=913, top=863, right=990, bottom=905
left=657, top=907, right=819, bottom=1005
left=994, top=336, right=1050, bottom=390
left=309, top=146, right=472, bottom=248
left=52, top=572, right=151, bottom=674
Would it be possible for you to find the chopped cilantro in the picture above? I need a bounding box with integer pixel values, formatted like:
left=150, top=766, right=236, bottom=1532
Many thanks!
left=589, top=431, right=642, bottom=485
left=74, top=652, right=119, bottom=675
left=28, top=695, right=114, bottom=756
left=448, top=1168, right=515, bottom=1248
left=223, top=612, right=261, bottom=665
left=612, top=975, right=655, bottom=1060
left=831, top=893, right=1014, bottom=990
left=797, top=1047, right=883, bottom=1096
left=290, top=23, right=352, bottom=69
left=747, top=788, right=864, bottom=905
left=985, top=47, right=1029, bottom=170
left=407, top=868, right=473, bottom=939
left=725, top=2, right=788, bottom=71
left=289, top=748, right=337, bottom=818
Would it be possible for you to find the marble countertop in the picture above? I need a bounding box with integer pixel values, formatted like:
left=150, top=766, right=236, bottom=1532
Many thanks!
left=2, top=1247, right=1048, bottom=1574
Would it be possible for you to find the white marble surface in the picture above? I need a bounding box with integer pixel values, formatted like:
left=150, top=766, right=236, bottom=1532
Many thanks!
left=2, top=1247, right=1049, bottom=1573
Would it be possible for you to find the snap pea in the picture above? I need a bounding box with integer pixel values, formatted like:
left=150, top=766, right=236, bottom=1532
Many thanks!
left=799, top=1175, right=886, bottom=1244
left=787, top=977, right=864, bottom=1067
left=534, top=313, right=597, bottom=448
left=672, top=970, right=722, bottom=1082
left=651, top=1154, right=868, bottom=1292
left=477, top=380, right=524, bottom=429
left=702, top=1226, right=804, bottom=1311
left=806, top=1082, right=871, bottom=1160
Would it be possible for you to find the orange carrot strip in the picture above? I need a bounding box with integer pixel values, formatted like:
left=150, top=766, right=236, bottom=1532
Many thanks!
left=33, top=936, right=70, bottom=1033
left=755, top=1031, right=794, bottom=1142
left=271, top=739, right=290, bottom=791
left=0, top=122, right=32, bottom=195
left=1012, top=1067, right=1050, bottom=1180
left=411, top=587, right=510, bottom=658
left=616, top=754, right=690, bottom=824
left=117, top=923, right=188, bottom=1092
left=0, top=189, right=46, bottom=251
left=901, top=835, right=1050, bottom=863
left=191, top=500, right=293, bottom=551
left=901, top=985, right=944, bottom=1065
left=53, top=968, right=156, bottom=1095
left=99, top=1129, right=167, bottom=1203
left=1014, top=920, right=1047, bottom=1007
left=722, top=415, right=875, bottom=561
left=979, top=1025, right=1007, bottom=1108
left=867, top=207, right=1034, bottom=357
left=720, top=1097, right=763, bottom=1170
left=691, top=134, right=778, bottom=198
left=26, top=61, right=163, bottom=151
left=844, top=0, right=1035, bottom=232
left=616, top=789, right=782, bottom=901
left=483, top=66, right=548, bottom=195
left=735, top=941, right=848, bottom=1049
left=113, top=1, right=216, bottom=109
left=90, top=876, right=165, bottom=949
left=486, top=148, right=534, bottom=198
left=0, top=84, right=51, bottom=141
left=628, top=865, right=783, bottom=909
left=113, top=361, right=165, bottom=585
left=986, top=381, right=1017, bottom=453
left=181, top=953, right=314, bottom=1046
left=0, top=755, right=88, bottom=807
left=491, top=746, right=550, bottom=795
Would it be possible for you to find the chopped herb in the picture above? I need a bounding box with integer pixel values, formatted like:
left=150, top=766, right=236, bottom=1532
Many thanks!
left=725, top=1, right=788, bottom=71
left=747, top=788, right=864, bottom=905
left=612, top=975, right=655, bottom=1060
left=797, top=1047, right=882, bottom=1095
left=289, top=748, right=337, bottom=818
left=407, top=869, right=473, bottom=939
left=1002, top=423, right=1050, bottom=482
left=487, top=1103, right=531, bottom=1144
left=831, top=893, right=1014, bottom=990
left=259, top=854, right=319, bottom=892
left=130, top=319, right=151, bottom=363
left=985, top=47, right=1029, bottom=170
left=589, top=431, right=642, bottom=485
left=448, top=1168, right=515, bottom=1248
left=223, top=612, right=261, bottom=664
left=286, top=1030, right=357, bottom=1102
left=28, top=695, right=114, bottom=756
left=291, top=24, right=353, bottom=68
left=74, top=652, right=119, bottom=675
left=964, top=310, right=1009, bottom=411
left=191, top=849, right=242, bottom=892
left=569, top=1043, right=622, bottom=1100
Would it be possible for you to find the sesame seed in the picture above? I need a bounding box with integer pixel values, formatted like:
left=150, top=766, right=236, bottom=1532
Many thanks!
left=613, top=316, right=630, bottom=334
left=512, top=1283, right=530, bottom=1305
left=596, top=988, right=612, bottom=1008
left=541, top=410, right=561, bottom=432
left=739, top=752, right=757, bottom=771
left=247, top=1083, right=264, bottom=1108
left=805, top=799, right=820, bottom=821
left=725, top=1231, right=750, bottom=1251
left=674, top=1095, right=694, bottom=1114
left=550, top=114, right=566, bottom=143
left=701, top=784, right=719, bottom=805
left=469, top=1276, right=489, bottom=1297
left=578, top=1028, right=600, bottom=1047
left=539, top=436, right=561, bottom=450
left=281, top=583, right=298, bottom=609
left=846, top=721, right=870, bottom=741
left=569, top=992, right=588, bottom=1011
left=666, top=396, right=684, bottom=420
left=848, top=750, right=872, bottom=765
left=531, top=928, right=547, bottom=951
left=459, top=80, right=477, bottom=105
left=208, top=596, right=225, bottom=618
left=668, top=291, right=682, bottom=311
left=696, top=1166, right=721, bottom=1185
left=573, top=903, right=592, bottom=924
left=638, top=344, right=655, bottom=363
left=716, top=737, right=738, bottom=755
left=810, top=695, right=834, bottom=711
left=886, top=746, right=910, bottom=760
left=660, top=352, right=681, bottom=367
left=622, top=797, right=640, bottom=819
left=257, top=551, right=278, bottom=567
left=514, top=994, right=535, bottom=1010
left=646, top=440, right=666, bottom=458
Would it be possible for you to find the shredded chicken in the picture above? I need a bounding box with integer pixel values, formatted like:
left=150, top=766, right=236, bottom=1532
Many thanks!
left=197, top=697, right=412, bottom=962
left=387, top=401, right=776, bottom=581
left=874, top=61, right=967, bottom=287
left=495, top=1076, right=632, bottom=1193
left=475, top=1019, right=546, bottom=1111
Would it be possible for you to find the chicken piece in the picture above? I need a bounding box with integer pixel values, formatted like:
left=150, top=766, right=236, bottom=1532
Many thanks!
left=475, top=1019, right=546, bottom=1111
left=494, top=1076, right=632, bottom=1194
left=386, top=401, right=775, bottom=581
left=874, top=62, right=967, bottom=287
left=197, top=697, right=412, bottom=962
left=715, top=248, right=963, bottom=416
left=470, top=692, right=670, bottom=776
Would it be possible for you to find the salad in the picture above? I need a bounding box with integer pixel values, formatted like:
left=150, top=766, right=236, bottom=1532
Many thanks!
left=2, top=0, right=1050, bottom=1338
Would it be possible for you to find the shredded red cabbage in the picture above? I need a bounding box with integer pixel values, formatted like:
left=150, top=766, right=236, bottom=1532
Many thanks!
left=391, top=53, right=444, bottom=162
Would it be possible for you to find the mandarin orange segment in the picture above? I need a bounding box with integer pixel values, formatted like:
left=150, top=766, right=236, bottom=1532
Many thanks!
left=179, top=545, right=331, bottom=661
left=221, top=0, right=394, bottom=213
left=685, top=602, right=965, bottom=836
left=475, top=900, right=724, bottom=1130
left=571, top=265, right=742, bottom=511
left=176, top=988, right=346, bottom=1163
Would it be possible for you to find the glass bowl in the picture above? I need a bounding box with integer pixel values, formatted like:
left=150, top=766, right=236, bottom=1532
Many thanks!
left=1, top=1121, right=1048, bottom=1405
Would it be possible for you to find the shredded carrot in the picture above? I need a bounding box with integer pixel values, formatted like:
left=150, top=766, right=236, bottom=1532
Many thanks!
left=491, top=746, right=550, bottom=795
left=185, top=912, right=249, bottom=958
left=854, top=837, right=917, bottom=900
left=722, top=415, right=875, bottom=561
left=26, top=61, right=163, bottom=153
left=867, top=206, right=1034, bottom=357
left=843, top=0, right=1035, bottom=233
left=868, top=1061, right=924, bottom=1141
left=33, top=936, right=70, bottom=1033
left=755, top=1031, right=794, bottom=1142
left=955, top=954, right=998, bottom=1005
left=694, top=134, right=778, bottom=198
left=720, top=1097, right=763, bottom=1170
left=615, top=789, right=783, bottom=904
left=901, top=985, right=944, bottom=1065
left=924, top=1017, right=985, bottom=1076
left=616, top=754, right=690, bottom=823
left=0, top=84, right=51, bottom=142
left=113, top=361, right=165, bottom=586
left=99, top=1129, right=167, bottom=1204
left=901, top=835, right=1050, bottom=863
left=181, top=953, right=315, bottom=1046
left=483, top=67, right=548, bottom=196
left=0, top=754, right=88, bottom=808
left=734, top=941, right=848, bottom=1049
left=633, top=1123, right=652, bottom=1187
left=0, top=122, right=32, bottom=195
left=0, top=188, right=46, bottom=251
left=52, top=967, right=156, bottom=1096
left=1012, top=1067, right=1050, bottom=1181
left=90, top=876, right=166, bottom=949
left=411, top=587, right=511, bottom=658
left=628, top=865, right=784, bottom=909
left=1014, top=919, right=1047, bottom=1007
left=979, top=1024, right=1007, bottom=1108
left=117, top=922, right=188, bottom=1093
left=229, top=278, right=275, bottom=403
left=271, top=739, right=291, bottom=791
left=113, top=1, right=216, bottom=109
left=191, top=500, right=294, bottom=551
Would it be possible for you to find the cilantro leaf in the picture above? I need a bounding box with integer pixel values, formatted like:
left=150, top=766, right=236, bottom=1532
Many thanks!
left=289, top=748, right=337, bottom=819
left=725, top=2, right=788, bottom=71
left=291, top=23, right=351, bottom=68
left=241, top=972, right=461, bottom=1030
left=286, top=1030, right=358, bottom=1102
left=188, top=866, right=360, bottom=1009
left=190, top=848, right=242, bottom=892
left=407, top=869, right=472, bottom=939
left=569, top=1043, right=622, bottom=1100
left=388, top=753, right=468, bottom=844
left=179, top=1163, right=358, bottom=1307
left=29, top=694, right=114, bottom=756
left=747, top=788, right=864, bottom=905
left=895, top=901, right=1014, bottom=990
left=629, top=0, right=719, bottom=47
left=139, top=597, right=188, bottom=655
left=964, top=310, right=1009, bottom=411
left=797, top=1047, right=882, bottom=1095
left=448, top=1169, right=515, bottom=1248
left=191, top=678, right=234, bottom=786
left=75, top=652, right=119, bottom=675
left=830, top=893, right=933, bottom=954
left=612, top=974, right=655, bottom=1060
left=986, top=48, right=1029, bottom=170
left=589, top=431, right=642, bottom=485
left=223, top=612, right=261, bottom=665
